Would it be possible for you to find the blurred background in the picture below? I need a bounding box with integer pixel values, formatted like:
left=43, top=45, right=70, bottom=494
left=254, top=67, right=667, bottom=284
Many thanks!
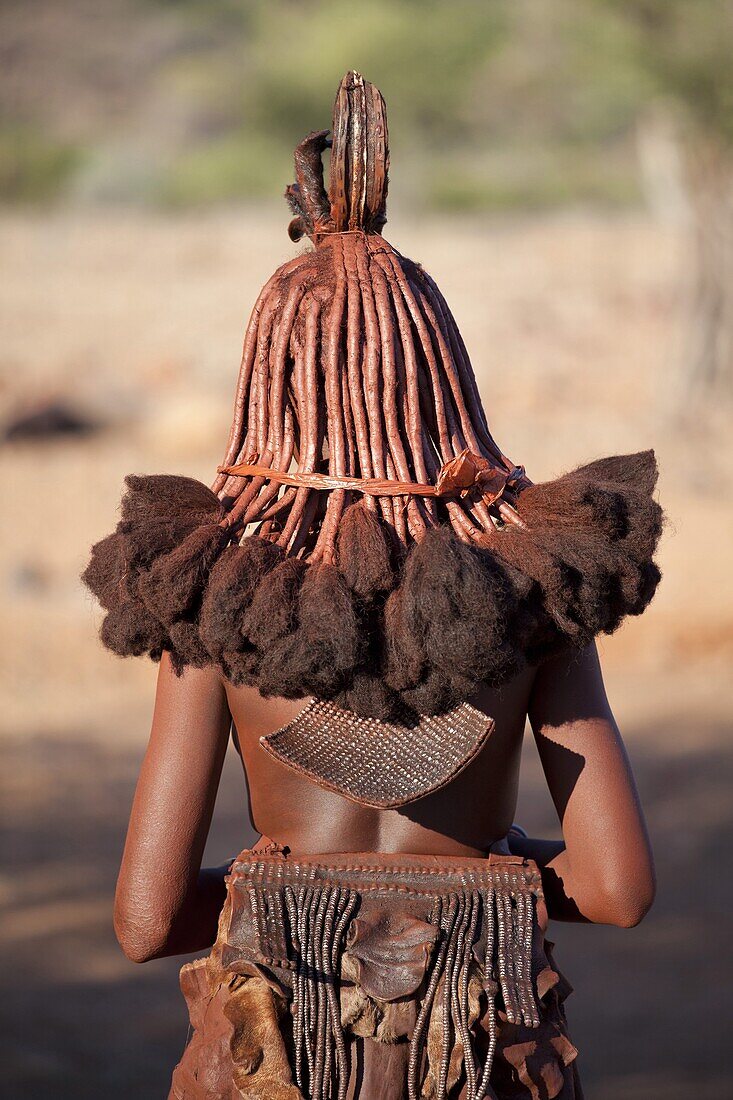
left=1, top=2, right=732, bottom=1097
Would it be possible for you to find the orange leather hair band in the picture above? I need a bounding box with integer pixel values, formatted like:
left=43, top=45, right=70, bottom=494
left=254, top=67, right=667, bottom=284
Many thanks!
left=219, top=450, right=528, bottom=525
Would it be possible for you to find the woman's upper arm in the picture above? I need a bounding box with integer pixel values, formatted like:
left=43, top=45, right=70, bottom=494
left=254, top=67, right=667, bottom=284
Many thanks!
left=527, top=642, right=655, bottom=926
left=114, top=653, right=232, bottom=958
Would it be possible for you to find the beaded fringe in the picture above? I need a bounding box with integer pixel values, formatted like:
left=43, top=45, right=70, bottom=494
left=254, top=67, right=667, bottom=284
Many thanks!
left=250, top=879, right=540, bottom=1100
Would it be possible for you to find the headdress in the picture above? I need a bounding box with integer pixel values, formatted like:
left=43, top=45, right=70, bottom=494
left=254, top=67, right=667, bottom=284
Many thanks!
left=83, top=73, right=662, bottom=727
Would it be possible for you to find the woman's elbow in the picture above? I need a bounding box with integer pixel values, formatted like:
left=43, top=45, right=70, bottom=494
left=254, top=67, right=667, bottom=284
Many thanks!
left=597, top=868, right=657, bottom=928
left=113, top=902, right=172, bottom=963
left=117, top=938, right=159, bottom=965
left=610, top=884, right=656, bottom=928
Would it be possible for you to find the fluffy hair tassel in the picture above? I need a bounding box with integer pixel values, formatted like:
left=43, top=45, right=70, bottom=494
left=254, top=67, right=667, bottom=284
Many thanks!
left=99, top=602, right=167, bottom=660
left=387, top=528, right=521, bottom=695
left=335, top=502, right=395, bottom=599
left=258, top=563, right=364, bottom=699
left=139, top=523, right=231, bottom=627
left=199, top=538, right=283, bottom=660
left=82, top=532, right=128, bottom=611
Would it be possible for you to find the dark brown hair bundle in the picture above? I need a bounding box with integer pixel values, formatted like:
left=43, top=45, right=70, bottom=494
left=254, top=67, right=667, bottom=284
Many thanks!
left=82, top=72, right=663, bottom=719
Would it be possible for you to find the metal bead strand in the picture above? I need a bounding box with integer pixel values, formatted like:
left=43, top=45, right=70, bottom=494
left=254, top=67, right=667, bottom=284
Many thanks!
left=298, top=886, right=316, bottom=1083
left=407, top=895, right=454, bottom=1100
left=437, top=891, right=466, bottom=1099
left=284, top=886, right=306, bottom=1091
left=320, top=888, right=350, bottom=1100
left=455, top=892, right=480, bottom=1099
left=309, top=888, right=331, bottom=1100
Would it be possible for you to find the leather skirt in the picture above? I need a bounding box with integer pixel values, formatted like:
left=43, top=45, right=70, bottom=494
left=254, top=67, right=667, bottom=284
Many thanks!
left=168, top=845, right=581, bottom=1100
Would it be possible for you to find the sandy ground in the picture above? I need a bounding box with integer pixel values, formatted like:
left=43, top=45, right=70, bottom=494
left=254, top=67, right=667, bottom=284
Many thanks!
left=1, top=208, right=732, bottom=1098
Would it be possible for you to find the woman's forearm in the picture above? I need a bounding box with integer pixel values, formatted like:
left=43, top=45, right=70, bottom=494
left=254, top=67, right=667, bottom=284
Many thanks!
left=508, top=831, right=654, bottom=926
left=507, top=834, right=591, bottom=923
left=171, top=862, right=231, bottom=956
left=121, top=858, right=231, bottom=963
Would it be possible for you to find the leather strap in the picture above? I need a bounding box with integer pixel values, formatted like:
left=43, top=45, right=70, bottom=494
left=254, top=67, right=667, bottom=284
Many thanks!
left=220, top=449, right=527, bottom=507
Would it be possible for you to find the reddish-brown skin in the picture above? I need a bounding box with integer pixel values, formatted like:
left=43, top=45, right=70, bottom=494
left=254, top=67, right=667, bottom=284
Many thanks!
left=114, top=642, right=655, bottom=964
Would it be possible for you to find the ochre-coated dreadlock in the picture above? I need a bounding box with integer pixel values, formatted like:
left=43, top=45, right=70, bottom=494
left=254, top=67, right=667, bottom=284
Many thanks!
left=83, top=72, right=663, bottom=719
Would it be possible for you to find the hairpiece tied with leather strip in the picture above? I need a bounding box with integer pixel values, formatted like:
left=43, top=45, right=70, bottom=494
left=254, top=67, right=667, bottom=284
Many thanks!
left=83, top=72, right=663, bottom=720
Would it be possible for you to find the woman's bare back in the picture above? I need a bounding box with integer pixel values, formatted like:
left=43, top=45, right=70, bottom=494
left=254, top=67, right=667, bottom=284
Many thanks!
left=224, top=668, right=536, bottom=857
left=112, top=643, right=655, bottom=965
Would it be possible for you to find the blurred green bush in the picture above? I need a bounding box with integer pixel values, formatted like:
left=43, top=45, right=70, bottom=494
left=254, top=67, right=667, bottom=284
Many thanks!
left=0, top=125, right=83, bottom=203
left=0, top=0, right=730, bottom=211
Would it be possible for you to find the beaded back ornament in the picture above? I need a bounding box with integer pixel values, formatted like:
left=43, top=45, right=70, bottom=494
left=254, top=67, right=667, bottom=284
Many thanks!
left=83, top=72, right=663, bottom=721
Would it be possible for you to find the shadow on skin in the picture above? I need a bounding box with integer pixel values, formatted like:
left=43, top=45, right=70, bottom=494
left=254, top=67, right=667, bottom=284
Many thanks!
left=398, top=718, right=586, bottom=854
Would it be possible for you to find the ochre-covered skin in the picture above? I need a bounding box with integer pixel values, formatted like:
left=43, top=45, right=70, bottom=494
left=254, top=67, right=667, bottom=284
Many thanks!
left=114, top=643, right=654, bottom=968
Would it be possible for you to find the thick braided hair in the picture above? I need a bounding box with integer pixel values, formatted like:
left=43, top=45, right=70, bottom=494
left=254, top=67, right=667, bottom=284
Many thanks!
left=83, top=73, right=663, bottom=719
